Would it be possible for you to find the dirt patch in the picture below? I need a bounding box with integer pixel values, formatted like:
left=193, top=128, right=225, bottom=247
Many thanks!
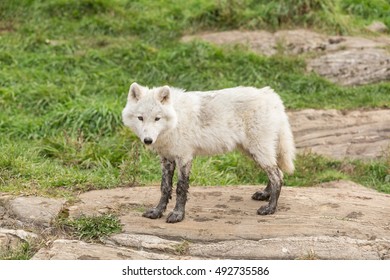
left=182, top=29, right=390, bottom=86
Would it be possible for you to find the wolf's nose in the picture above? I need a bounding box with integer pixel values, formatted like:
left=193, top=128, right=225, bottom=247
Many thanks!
left=144, top=137, right=153, bottom=145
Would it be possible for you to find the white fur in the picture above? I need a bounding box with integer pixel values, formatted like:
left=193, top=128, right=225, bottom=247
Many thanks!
left=122, top=83, right=295, bottom=174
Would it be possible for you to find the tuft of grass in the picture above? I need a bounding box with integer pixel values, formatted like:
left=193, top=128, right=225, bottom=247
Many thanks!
left=0, top=240, right=40, bottom=260
left=351, top=156, right=390, bottom=193
left=286, top=152, right=390, bottom=193
left=61, top=214, right=122, bottom=241
left=297, top=249, right=320, bottom=260
left=174, top=240, right=191, bottom=256
left=287, top=152, right=348, bottom=186
left=42, top=102, right=122, bottom=140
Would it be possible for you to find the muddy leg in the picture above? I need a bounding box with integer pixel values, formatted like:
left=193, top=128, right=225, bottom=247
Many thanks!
left=166, top=159, right=192, bottom=223
left=143, top=157, right=175, bottom=219
left=252, top=182, right=271, bottom=201
left=257, top=166, right=283, bottom=215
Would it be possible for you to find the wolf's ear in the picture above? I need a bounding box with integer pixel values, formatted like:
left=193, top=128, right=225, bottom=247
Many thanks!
left=156, top=86, right=171, bottom=104
left=128, top=82, right=143, bottom=102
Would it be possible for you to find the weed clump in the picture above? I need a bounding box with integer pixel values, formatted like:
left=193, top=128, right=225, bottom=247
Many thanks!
left=60, top=214, right=122, bottom=241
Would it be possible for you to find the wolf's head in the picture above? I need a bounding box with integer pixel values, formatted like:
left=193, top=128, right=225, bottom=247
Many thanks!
left=122, top=82, right=177, bottom=145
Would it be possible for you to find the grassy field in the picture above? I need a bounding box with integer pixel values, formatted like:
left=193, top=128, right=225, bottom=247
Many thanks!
left=0, top=0, right=389, bottom=198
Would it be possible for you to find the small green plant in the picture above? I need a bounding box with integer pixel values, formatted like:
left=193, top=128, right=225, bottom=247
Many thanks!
left=0, top=241, right=39, bottom=260
left=62, top=214, right=122, bottom=241
left=174, top=240, right=190, bottom=255
left=297, top=248, right=320, bottom=260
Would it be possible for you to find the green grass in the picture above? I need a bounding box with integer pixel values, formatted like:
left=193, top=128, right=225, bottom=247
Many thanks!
left=0, top=240, right=40, bottom=260
left=340, top=0, right=390, bottom=30
left=0, top=0, right=389, bottom=197
left=60, top=214, right=122, bottom=241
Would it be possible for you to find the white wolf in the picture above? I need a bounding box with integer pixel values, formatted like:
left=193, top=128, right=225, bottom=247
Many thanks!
left=122, top=83, right=295, bottom=223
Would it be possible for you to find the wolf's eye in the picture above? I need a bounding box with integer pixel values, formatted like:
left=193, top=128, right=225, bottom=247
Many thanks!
left=155, top=117, right=161, bottom=121
left=138, top=116, right=143, bottom=121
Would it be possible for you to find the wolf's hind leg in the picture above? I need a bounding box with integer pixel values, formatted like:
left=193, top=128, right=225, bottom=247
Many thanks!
left=252, top=182, right=271, bottom=201
left=245, top=143, right=282, bottom=215
left=257, top=166, right=282, bottom=215
left=166, top=159, right=192, bottom=223
left=143, top=157, right=175, bottom=219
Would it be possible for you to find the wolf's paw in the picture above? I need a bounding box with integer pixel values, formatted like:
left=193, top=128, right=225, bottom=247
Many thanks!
left=166, top=210, right=185, bottom=223
left=252, top=191, right=270, bottom=201
left=143, top=208, right=163, bottom=219
left=257, top=205, right=276, bottom=215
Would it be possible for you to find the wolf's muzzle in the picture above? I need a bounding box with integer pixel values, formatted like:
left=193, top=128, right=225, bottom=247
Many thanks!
left=144, top=137, right=153, bottom=145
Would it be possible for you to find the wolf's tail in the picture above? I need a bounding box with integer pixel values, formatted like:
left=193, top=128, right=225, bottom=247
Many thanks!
left=277, top=115, right=295, bottom=174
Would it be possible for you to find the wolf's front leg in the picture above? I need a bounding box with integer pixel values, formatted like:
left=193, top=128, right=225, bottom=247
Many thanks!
left=166, top=159, right=192, bottom=223
left=143, top=157, right=175, bottom=219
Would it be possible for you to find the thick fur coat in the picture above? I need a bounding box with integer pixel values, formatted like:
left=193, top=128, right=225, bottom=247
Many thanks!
left=122, top=83, right=295, bottom=223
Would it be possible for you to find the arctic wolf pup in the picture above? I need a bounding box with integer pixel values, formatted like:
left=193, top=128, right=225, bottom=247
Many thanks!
left=122, top=83, right=295, bottom=223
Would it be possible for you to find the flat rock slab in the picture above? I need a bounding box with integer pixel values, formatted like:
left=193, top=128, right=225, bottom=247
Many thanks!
left=0, top=228, right=39, bottom=256
left=7, top=196, right=66, bottom=227
left=187, top=236, right=390, bottom=260
left=102, top=233, right=389, bottom=260
left=288, top=109, right=390, bottom=159
left=67, top=181, right=390, bottom=259
left=0, top=232, right=21, bottom=253
left=32, top=239, right=193, bottom=260
left=307, top=48, right=390, bottom=86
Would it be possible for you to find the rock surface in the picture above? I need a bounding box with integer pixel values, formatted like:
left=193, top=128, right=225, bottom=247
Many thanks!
left=187, top=236, right=389, bottom=260
left=0, top=232, right=21, bottom=253
left=31, top=239, right=181, bottom=260
left=367, top=21, right=388, bottom=33
left=288, top=109, right=390, bottom=159
left=0, top=228, right=39, bottom=255
left=7, top=196, right=66, bottom=227
left=54, top=180, right=390, bottom=260
left=0, top=194, right=65, bottom=256
left=307, top=48, right=390, bottom=86
left=182, top=29, right=390, bottom=86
